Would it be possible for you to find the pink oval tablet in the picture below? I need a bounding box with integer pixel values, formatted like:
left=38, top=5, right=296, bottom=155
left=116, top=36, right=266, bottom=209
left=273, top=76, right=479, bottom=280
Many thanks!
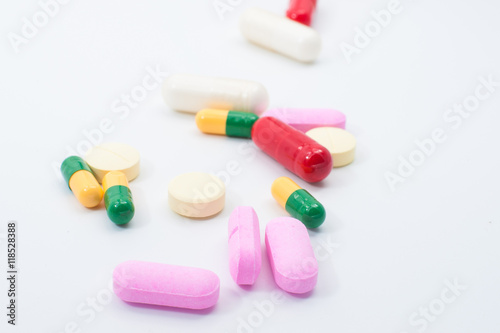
left=261, top=108, right=346, bottom=133
left=265, top=217, right=318, bottom=293
left=113, top=261, right=219, bottom=310
left=228, top=206, right=262, bottom=285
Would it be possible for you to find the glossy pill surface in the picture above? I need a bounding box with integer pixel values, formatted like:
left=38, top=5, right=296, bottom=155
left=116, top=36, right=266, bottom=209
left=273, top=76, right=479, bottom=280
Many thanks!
left=228, top=206, right=262, bottom=285
left=265, top=217, right=318, bottom=293
left=162, top=74, right=269, bottom=114
left=287, top=0, right=317, bottom=26
left=102, top=171, right=134, bottom=225
left=196, top=109, right=259, bottom=138
left=113, top=261, right=220, bottom=310
left=272, top=177, right=325, bottom=228
left=61, top=156, right=103, bottom=208
left=262, top=108, right=346, bottom=133
left=240, top=7, right=321, bottom=62
left=251, top=116, right=332, bottom=182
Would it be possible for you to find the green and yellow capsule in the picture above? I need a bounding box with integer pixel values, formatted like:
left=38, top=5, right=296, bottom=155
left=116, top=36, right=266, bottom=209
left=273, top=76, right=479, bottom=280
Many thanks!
left=61, top=156, right=103, bottom=208
left=271, top=176, right=325, bottom=229
left=195, top=109, right=259, bottom=138
left=102, top=171, right=134, bottom=225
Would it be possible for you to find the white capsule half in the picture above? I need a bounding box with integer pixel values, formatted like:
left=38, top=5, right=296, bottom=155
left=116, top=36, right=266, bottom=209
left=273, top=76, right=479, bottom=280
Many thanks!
left=240, top=7, right=321, bottom=63
left=162, top=74, right=269, bottom=115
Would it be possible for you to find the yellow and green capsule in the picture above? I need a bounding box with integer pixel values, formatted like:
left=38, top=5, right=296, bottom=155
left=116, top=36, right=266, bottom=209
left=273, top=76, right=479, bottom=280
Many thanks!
left=195, top=109, right=259, bottom=138
left=61, top=156, right=103, bottom=208
left=271, top=176, right=325, bottom=229
left=102, top=171, right=134, bottom=225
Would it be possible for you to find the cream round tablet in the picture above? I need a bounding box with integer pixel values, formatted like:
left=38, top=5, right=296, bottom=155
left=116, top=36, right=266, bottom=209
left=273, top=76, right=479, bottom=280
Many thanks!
left=305, top=127, right=356, bottom=167
left=168, top=172, right=225, bottom=218
left=84, top=143, right=140, bottom=183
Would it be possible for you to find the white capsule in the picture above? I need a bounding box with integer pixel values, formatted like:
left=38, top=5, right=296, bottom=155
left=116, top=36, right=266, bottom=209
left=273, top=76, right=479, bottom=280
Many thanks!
left=162, top=74, right=269, bottom=115
left=240, top=7, right=321, bottom=63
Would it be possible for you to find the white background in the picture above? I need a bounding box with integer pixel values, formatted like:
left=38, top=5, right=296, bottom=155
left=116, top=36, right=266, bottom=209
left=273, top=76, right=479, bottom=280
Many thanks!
left=1, top=0, right=500, bottom=332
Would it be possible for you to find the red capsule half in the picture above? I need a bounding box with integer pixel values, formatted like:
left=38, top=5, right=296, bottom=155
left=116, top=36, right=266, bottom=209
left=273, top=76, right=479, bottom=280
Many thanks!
left=251, top=117, right=332, bottom=183
left=286, top=0, right=317, bottom=26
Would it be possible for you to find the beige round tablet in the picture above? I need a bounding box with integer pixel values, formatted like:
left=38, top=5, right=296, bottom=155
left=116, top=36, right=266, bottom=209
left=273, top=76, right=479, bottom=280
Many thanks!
left=84, top=143, right=140, bottom=183
left=168, top=172, right=225, bottom=218
left=306, top=127, right=356, bottom=167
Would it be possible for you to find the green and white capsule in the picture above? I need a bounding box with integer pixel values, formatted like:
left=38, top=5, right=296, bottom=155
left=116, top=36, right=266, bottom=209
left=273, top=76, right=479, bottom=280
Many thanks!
left=195, top=109, right=259, bottom=138
left=271, top=176, right=325, bottom=228
left=102, top=171, right=134, bottom=225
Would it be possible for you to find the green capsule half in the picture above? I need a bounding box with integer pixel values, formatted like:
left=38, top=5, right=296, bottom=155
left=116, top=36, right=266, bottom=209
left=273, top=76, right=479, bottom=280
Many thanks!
left=271, top=176, right=326, bottom=228
left=102, top=171, right=135, bottom=225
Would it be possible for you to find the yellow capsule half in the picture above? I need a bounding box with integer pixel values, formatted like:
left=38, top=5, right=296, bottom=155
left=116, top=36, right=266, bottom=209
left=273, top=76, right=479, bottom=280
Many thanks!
left=69, top=170, right=103, bottom=208
left=196, top=109, right=229, bottom=135
left=61, top=156, right=103, bottom=208
left=102, top=171, right=129, bottom=190
left=271, top=176, right=301, bottom=208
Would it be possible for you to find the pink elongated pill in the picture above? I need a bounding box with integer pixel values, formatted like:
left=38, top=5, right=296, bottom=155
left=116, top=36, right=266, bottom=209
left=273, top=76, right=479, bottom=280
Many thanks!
left=113, top=261, right=220, bottom=310
left=228, top=206, right=262, bottom=285
left=261, top=108, right=346, bottom=132
left=265, top=217, right=318, bottom=293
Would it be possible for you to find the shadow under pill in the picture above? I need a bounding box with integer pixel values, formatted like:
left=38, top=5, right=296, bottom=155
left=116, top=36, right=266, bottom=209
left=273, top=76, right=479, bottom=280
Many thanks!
left=181, top=210, right=224, bottom=221
left=125, top=301, right=217, bottom=315
left=238, top=284, right=255, bottom=292
left=287, top=289, right=315, bottom=299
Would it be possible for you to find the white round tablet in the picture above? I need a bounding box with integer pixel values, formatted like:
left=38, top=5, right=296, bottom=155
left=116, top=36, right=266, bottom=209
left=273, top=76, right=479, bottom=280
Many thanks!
left=306, top=127, right=356, bottom=167
left=84, top=143, right=140, bottom=183
left=168, top=172, right=225, bottom=218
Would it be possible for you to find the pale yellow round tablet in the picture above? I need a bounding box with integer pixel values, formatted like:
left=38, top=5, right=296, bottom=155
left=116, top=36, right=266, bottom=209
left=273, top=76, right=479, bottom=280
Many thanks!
left=84, top=143, right=140, bottom=183
left=305, top=127, right=356, bottom=167
left=168, top=172, right=225, bottom=218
